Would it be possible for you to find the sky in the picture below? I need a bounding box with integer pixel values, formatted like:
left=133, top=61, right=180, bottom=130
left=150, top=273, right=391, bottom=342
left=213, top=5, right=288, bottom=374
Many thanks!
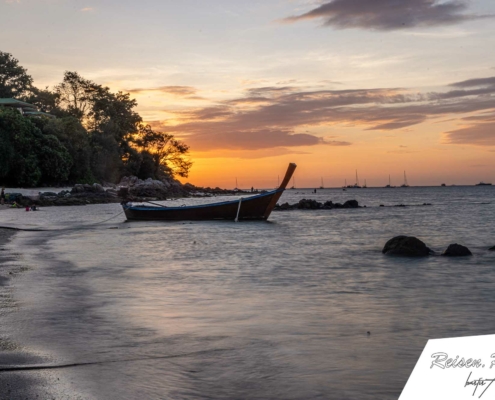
left=1, top=0, right=495, bottom=188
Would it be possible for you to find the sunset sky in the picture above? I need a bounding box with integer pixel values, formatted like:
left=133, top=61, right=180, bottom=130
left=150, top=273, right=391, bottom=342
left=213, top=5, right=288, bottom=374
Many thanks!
left=2, top=0, right=495, bottom=188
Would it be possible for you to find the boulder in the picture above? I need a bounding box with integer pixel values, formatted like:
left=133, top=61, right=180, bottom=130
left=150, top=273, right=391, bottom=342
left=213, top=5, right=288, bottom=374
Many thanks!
left=93, top=183, right=105, bottom=193
left=489, top=246, right=495, bottom=251
left=382, top=236, right=432, bottom=257
left=71, top=184, right=85, bottom=194
left=343, top=200, right=359, bottom=208
left=322, top=201, right=334, bottom=209
left=40, top=191, right=58, bottom=197
left=278, top=202, right=291, bottom=210
left=442, top=243, right=472, bottom=257
left=297, top=199, right=321, bottom=210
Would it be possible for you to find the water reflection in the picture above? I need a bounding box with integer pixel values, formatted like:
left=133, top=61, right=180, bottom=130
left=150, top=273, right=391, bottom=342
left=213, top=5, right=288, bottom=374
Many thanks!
left=1, top=186, right=495, bottom=399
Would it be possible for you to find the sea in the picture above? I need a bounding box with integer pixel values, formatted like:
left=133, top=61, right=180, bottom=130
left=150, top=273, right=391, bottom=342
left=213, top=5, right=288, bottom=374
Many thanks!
left=0, top=185, right=494, bottom=399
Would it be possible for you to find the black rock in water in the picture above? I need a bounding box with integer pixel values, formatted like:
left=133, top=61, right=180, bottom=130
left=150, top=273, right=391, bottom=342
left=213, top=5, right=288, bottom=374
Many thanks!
left=382, top=236, right=432, bottom=257
left=442, top=243, right=472, bottom=257
left=489, top=246, right=495, bottom=251
left=343, top=200, right=359, bottom=208
left=297, top=199, right=321, bottom=209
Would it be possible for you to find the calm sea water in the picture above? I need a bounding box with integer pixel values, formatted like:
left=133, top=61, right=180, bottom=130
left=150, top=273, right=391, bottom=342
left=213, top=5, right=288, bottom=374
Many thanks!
left=1, top=186, right=495, bottom=399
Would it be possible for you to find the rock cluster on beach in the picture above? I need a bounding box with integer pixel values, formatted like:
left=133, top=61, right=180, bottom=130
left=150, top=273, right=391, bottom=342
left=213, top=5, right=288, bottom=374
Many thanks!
left=274, top=199, right=359, bottom=210
left=382, top=236, right=481, bottom=257
left=8, top=175, right=255, bottom=207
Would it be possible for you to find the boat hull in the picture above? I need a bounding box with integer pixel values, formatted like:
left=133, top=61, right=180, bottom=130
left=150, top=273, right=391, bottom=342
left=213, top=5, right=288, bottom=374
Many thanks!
left=123, top=190, right=282, bottom=221
left=122, top=163, right=296, bottom=222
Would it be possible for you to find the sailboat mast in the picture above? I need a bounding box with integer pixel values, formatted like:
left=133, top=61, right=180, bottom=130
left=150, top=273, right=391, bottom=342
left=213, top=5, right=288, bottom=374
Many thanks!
left=355, top=170, right=359, bottom=186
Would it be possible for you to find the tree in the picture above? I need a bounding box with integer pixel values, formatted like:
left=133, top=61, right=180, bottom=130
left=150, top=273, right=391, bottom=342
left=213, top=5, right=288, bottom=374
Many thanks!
left=0, top=108, right=72, bottom=186
left=0, top=51, right=33, bottom=99
left=33, top=116, right=93, bottom=183
left=133, top=124, right=193, bottom=178
left=25, top=86, right=64, bottom=115
left=35, top=133, right=72, bottom=184
left=55, top=71, right=96, bottom=120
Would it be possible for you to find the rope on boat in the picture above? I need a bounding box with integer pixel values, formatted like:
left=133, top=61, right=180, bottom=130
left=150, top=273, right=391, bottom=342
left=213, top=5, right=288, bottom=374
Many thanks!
left=234, top=197, right=242, bottom=222
left=0, top=348, right=231, bottom=372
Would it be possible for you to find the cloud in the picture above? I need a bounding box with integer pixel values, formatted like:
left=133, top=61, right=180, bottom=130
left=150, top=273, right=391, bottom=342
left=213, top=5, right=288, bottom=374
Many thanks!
left=80, top=7, right=93, bottom=12
left=281, top=0, right=489, bottom=31
left=449, top=76, right=495, bottom=88
left=193, top=148, right=312, bottom=159
left=445, top=122, right=495, bottom=146
left=186, top=129, right=334, bottom=151
left=127, top=86, right=197, bottom=96
left=146, top=75, right=495, bottom=152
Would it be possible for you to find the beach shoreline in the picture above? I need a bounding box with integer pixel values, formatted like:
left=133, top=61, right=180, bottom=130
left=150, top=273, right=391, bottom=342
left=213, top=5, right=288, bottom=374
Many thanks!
left=0, top=228, right=78, bottom=399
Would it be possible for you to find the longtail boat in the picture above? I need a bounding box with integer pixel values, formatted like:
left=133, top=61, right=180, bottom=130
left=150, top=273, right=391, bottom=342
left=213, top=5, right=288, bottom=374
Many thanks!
left=122, top=163, right=297, bottom=221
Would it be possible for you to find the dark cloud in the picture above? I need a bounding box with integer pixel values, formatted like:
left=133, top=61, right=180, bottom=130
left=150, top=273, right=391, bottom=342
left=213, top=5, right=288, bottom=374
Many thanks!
left=149, top=75, right=495, bottom=152
left=127, top=85, right=197, bottom=96
left=445, top=122, right=495, bottom=146
left=174, top=106, right=233, bottom=121
left=281, top=0, right=488, bottom=31
left=246, top=86, right=298, bottom=97
left=185, top=129, right=340, bottom=151
left=194, top=148, right=312, bottom=159
left=449, top=77, right=495, bottom=88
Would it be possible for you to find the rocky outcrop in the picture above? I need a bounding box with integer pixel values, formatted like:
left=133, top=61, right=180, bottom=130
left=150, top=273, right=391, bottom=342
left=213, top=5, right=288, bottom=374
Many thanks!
left=274, top=199, right=360, bottom=211
left=382, top=236, right=432, bottom=257
left=489, top=246, right=495, bottom=251
left=442, top=243, right=472, bottom=257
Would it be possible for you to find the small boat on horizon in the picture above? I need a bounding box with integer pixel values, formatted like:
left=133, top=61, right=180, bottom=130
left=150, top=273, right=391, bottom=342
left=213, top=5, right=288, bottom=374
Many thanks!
left=475, top=182, right=492, bottom=186
left=122, top=163, right=297, bottom=221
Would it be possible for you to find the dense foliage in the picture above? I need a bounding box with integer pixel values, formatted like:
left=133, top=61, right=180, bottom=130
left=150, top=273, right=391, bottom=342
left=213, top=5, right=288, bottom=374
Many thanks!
left=0, top=51, right=192, bottom=187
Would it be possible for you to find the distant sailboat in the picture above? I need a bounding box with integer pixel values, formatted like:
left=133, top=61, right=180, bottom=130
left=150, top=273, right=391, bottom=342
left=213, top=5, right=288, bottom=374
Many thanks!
left=401, top=171, right=409, bottom=187
left=363, top=179, right=367, bottom=188
left=385, top=175, right=395, bottom=188
left=350, top=170, right=361, bottom=188
left=234, top=177, right=239, bottom=191
left=290, top=176, right=296, bottom=189
left=345, top=171, right=361, bottom=188
left=319, top=177, right=324, bottom=189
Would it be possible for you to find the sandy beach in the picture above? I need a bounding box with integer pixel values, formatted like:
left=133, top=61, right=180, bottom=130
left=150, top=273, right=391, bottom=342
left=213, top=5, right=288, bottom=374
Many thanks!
left=0, top=228, right=82, bottom=399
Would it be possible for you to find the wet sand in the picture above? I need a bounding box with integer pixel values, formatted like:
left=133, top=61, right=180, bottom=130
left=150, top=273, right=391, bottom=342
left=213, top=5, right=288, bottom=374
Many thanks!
left=0, top=228, right=83, bottom=399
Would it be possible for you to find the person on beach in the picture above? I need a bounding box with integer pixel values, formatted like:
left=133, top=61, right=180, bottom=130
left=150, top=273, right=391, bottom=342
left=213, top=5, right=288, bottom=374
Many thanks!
left=0, top=187, right=5, bottom=205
